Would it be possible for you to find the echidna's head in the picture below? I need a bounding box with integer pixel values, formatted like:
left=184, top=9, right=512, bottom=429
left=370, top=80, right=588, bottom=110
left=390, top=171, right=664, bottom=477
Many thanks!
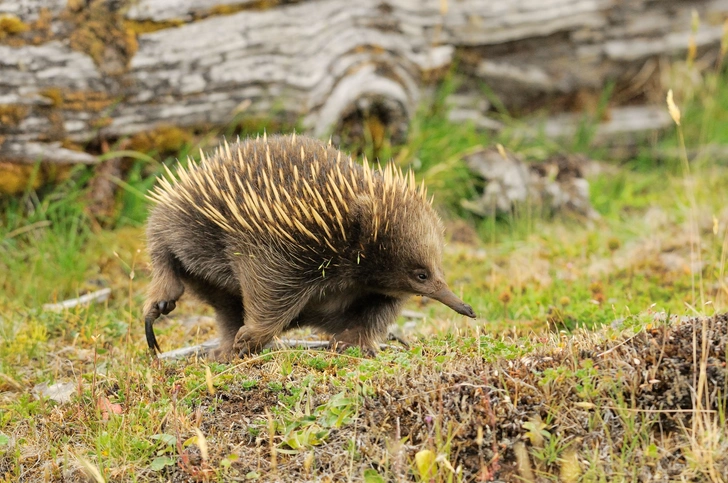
left=354, top=191, right=475, bottom=319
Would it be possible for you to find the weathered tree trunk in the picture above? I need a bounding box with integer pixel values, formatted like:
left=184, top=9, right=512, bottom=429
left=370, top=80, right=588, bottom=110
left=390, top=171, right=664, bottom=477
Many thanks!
left=1, top=0, right=726, bottom=169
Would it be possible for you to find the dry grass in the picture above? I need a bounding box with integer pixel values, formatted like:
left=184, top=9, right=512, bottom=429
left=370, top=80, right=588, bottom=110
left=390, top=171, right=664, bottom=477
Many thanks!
left=1, top=305, right=726, bottom=482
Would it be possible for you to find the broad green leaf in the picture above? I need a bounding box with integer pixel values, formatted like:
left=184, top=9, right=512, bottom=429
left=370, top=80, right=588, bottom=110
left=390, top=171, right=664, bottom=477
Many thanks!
left=363, top=468, right=386, bottom=483
left=150, top=434, right=176, bottom=446
left=150, top=456, right=176, bottom=471
left=415, top=449, right=437, bottom=481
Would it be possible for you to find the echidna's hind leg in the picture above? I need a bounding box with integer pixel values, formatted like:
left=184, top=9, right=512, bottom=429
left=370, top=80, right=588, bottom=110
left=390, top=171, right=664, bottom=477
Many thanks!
left=182, top=276, right=245, bottom=359
left=143, top=244, right=185, bottom=352
left=326, top=294, right=405, bottom=355
left=211, top=297, right=245, bottom=357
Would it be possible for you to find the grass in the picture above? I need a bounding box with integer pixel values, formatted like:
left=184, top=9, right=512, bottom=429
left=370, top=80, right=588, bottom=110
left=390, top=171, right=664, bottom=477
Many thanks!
left=1, top=55, right=728, bottom=481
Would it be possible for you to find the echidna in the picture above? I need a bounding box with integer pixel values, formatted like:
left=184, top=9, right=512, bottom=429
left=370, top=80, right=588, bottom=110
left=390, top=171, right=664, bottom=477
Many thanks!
left=144, top=134, right=475, bottom=358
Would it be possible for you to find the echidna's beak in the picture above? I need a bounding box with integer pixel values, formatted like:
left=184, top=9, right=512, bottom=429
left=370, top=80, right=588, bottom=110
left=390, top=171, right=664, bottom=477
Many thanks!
left=429, top=286, right=476, bottom=318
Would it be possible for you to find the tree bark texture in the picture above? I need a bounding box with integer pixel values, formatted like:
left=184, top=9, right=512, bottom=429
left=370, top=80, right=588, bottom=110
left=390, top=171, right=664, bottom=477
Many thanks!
left=1, top=0, right=727, bottom=167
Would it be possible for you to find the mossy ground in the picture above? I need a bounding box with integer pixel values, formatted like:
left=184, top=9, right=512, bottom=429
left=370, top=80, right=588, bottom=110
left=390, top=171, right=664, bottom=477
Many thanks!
left=1, top=59, right=727, bottom=481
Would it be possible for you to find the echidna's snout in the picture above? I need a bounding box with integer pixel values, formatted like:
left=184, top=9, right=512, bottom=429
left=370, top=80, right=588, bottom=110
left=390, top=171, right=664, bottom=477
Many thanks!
left=428, top=286, right=476, bottom=318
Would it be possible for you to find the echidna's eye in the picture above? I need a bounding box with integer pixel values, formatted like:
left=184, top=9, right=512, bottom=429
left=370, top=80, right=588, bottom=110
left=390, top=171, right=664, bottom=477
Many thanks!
left=413, top=270, right=428, bottom=282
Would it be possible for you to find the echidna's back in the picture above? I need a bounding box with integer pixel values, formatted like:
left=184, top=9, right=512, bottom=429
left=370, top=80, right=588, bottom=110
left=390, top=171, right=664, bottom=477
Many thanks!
left=148, top=135, right=425, bottom=260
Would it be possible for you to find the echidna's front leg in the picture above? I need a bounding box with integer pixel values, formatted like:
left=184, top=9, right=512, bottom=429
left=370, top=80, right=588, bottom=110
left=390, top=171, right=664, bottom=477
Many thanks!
left=224, top=259, right=313, bottom=359
left=327, top=293, right=406, bottom=354
left=231, top=294, right=311, bottom=357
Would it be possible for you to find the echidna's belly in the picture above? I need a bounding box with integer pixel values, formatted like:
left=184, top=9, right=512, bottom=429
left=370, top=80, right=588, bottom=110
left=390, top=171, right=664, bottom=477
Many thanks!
left=294, top=283, right=373, bottom=332
left=307, top=287, right=363, bottom=316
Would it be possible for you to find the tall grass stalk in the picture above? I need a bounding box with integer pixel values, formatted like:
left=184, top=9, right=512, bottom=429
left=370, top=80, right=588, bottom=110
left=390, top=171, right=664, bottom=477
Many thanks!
left=668, top=26, right=728, bottom=473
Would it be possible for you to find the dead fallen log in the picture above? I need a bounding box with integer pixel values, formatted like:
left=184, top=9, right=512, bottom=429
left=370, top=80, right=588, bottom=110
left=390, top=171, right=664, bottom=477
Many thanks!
left=1, top=0, right=726, bottom=170
left=42, top=288, right=111, bottom=312
left=462, top=147, right=600, bottom=220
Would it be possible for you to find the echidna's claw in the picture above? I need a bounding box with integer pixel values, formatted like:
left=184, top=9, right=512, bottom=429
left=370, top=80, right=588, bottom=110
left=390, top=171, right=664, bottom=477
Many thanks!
left=386, top=332, right=410, bottom=349
left=329, top=341, right=377, bottom=357
left=145, top=309, right=162, bottom=355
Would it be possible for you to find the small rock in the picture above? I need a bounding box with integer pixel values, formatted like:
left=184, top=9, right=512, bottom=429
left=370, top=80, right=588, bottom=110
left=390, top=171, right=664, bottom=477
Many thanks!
left=32, top=381, right=76, bottom=404
left=462, top=147, right=599, bottom=220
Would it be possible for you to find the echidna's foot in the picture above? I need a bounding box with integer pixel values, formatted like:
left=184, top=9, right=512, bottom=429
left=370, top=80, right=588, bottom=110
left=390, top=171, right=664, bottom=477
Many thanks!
left=144, top=300, right=179, bottom=354
left=328, top=340, right=377, bottom=357
left=236, top=346, right=255, bottom=358
left=329, top=326, right=380, bottom=356
left=143, top=300, right=177, bottom=325
left=207, top=338, right=235, bottom=362
left=155, top=300, right=176, bottom=315
left=232, top=326, right=270, bottom=358
left=386, top=332, right=409, bottom=349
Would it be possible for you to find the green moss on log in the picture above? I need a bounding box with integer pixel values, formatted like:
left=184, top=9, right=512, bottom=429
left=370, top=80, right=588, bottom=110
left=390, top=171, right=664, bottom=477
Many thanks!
left=64, top=0, right=138, bottom=75
left=0, top=105, right=29, bottom=127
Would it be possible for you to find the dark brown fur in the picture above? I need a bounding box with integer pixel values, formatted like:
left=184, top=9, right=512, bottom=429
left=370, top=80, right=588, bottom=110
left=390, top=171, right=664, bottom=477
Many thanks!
left=144, top=134, right=474, bottom=359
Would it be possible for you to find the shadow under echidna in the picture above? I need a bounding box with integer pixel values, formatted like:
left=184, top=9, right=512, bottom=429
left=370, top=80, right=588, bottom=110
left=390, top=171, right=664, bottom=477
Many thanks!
left=143, top=134, right=475, bottom=360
